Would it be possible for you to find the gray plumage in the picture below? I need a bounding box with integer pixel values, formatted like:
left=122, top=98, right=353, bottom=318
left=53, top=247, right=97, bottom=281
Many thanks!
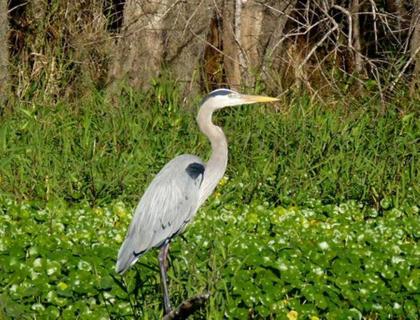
left=116, top=155, right=204, bottom=273
left=116, top=89, right=279, bottom=279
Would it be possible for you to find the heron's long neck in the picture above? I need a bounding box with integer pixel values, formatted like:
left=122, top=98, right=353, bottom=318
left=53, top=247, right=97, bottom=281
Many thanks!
left=197, top=105, right=228, bottom=206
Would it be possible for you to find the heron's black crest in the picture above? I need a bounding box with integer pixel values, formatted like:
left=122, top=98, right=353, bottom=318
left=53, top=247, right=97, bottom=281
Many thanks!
left=201, top=89, right=235, bottom=104
left=186, top=162, right=205, bottom=179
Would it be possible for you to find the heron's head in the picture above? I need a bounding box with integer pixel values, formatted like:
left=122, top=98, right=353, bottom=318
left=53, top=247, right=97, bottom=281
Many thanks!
left=201, top=89, right=279, bottom=110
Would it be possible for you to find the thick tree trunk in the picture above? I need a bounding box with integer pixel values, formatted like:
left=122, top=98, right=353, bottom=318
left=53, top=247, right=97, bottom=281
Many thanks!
left=202, top=0, right=264, bottom=91
left=240, top=0, right=264, bottom=87
left=108, top=0, right=212, bottom=95
left=0, top=0, right=9, bottom=105
left=108, top=0, right=168, bottom=91
left=214, top=0, right=265, bottom=90
left=222, top=0, right=241, bottom=90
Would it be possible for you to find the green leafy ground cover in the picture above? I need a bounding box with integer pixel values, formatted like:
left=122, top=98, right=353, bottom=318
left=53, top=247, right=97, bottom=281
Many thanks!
left=0, top=197, right=418, bottom=319
left=0, top=87, right=419, bottom=318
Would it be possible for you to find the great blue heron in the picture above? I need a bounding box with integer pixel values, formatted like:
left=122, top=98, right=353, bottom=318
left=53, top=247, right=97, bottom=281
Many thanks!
left=116, top=88, right=278, bottom=314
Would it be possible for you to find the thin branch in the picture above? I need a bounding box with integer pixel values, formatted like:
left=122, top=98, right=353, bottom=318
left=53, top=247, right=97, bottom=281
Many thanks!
left=298, top=23, right=338, bottom=68
left=369, top=0, right=378, bottom=53
left=260, top=2, right=304, bottom=28
left=269, top=18, right=329, bottom=57
left=389, top=44, right=420, bottom=92
left=332, top=5, right=352, bottom=49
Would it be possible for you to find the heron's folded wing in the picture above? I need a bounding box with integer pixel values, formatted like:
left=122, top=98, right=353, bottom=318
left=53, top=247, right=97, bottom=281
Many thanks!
left=116, top=155, right=204, bottom=274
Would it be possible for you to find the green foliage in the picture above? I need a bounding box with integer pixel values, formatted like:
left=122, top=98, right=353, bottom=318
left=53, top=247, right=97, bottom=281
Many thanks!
left=0, top=87, right=418, bottom=207
left=0, top=197, right=418, bottom=318
left=0, top=85, right=419, bottom=318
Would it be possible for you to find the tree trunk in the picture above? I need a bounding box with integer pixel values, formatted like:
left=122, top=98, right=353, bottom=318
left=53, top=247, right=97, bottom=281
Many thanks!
left=108, top=0, right=212, bottom=96
left=221, top=0, right=265, bottom=90
left=260, top=0, right=298, bottom=91
left=108, top=0, right=168, bottom=91
left=240, top=0, right=264, bottom=88
left=351, top=0, right=362, bottom=73
left=161, top=0, right=213, bottom=96
left=410, top=0, right=420, bottom=96
left=0, top=0, right=9, bottom=105
left=202, top=12, right=224, bottom=91
left=222, top=0, right=241, bottom=90
left=351, top=0, right=363, bottom=89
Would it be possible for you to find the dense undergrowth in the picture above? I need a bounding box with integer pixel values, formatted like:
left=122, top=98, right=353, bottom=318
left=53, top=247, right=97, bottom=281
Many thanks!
left=0, top=86, right=418, bottom=207
left=0, top=85, right=419, bottom=319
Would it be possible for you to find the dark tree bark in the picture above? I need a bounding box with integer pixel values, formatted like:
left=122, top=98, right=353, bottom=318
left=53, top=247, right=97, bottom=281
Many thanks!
left=0, top=0, right=9, bottom=105
left=260, top=0, right=298, bottom=91
left=410, top=0, right=420, bottom=95
left=202, top=12, right=224, bottom=91
left=351, top=0, right=364, bottom=92
left=351, top=0, right=363, bottom=76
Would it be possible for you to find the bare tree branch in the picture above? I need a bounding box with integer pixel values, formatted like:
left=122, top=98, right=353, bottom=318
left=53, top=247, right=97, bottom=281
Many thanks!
left=391, top=42, right=420, bottom=92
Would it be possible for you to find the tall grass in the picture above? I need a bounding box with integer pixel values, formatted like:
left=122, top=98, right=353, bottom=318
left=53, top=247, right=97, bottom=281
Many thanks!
left=0, top=85, right=418, bottom=208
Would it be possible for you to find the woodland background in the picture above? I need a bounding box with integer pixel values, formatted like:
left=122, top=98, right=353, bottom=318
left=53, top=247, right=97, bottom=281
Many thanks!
left=0, top=1, right=419, bottom=319
left=0, top=0, right=419, bottom=104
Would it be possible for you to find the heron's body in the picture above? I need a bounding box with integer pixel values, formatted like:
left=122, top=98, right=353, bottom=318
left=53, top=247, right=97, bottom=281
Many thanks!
left=116, top=89, right=278, bottom=315
left=116, top=155, right=205, bottom=273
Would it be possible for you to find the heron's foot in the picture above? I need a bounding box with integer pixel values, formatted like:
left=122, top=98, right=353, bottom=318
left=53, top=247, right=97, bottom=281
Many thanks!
left=162, top=292, right=210, bottom=320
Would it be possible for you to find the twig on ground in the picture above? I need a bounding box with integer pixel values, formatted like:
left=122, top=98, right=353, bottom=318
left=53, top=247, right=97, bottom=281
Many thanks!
left=162, top=292, right=210, bottom=320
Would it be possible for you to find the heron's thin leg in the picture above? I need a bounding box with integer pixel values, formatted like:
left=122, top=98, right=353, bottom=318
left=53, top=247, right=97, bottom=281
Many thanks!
left=158, top=241, right=171, bottom=315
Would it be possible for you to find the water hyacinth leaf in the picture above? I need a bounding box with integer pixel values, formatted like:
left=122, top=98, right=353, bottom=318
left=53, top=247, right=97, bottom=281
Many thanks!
left=0, top=198, right=418, bottom=318
left=98, top=276, right=114, bottom=290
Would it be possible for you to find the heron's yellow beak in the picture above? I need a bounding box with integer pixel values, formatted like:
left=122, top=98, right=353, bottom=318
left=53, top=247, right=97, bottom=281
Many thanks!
left=241, top=94, right=279, bottom=103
